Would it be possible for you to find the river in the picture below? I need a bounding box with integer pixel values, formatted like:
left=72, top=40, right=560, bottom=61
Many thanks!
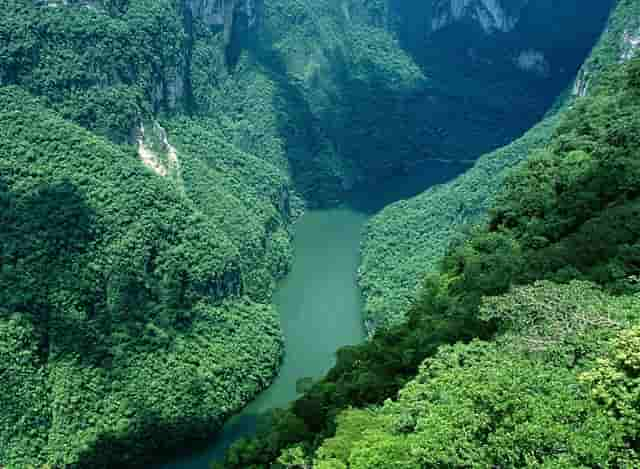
left=160, top=161, right=468, bottom=468
left=160, top=208, right=368, bottom=468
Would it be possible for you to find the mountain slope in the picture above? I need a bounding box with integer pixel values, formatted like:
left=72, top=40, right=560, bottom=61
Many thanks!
left=221, top=53, right=640, bottom=469
left=317, top=54, right=640, bottom=467
left=0, top=0, right=624, bottom=466
left=360, top=0, right=640, bottom=328
left=0, top=88, right=289, bottom=467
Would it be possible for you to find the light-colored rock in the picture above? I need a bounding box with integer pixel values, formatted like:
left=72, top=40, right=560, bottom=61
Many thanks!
left=515, top=49, right=549, bottom=76
left=137, top=122, right=181, bottom=181
left=572, top=70, right=590, bottom=97
left=431, top=0, right=528, bottom=34
left=573, top=24, right=640, bottom=98
left=621, top=27, right=640, bottom=61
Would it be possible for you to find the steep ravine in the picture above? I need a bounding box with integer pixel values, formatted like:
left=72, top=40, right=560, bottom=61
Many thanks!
left=0, top=1, right=620, bottom=467
left=359, top=0, right=640, bottom=330
left=157, top=2, right=627, bottom=464
left=157, top=164, right=467, bottom=467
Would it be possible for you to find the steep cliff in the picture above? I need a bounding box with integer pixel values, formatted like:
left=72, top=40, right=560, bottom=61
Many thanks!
left=0, top=0, right=626, bottom=466
left=430, top=0, right=529, bottom=33
left=182, top=0, right=612, bottom=203
left=15, top=0, right=613, bottom=203
left=360, top=0, right=640, bottom=329
left=186, top=0, right=257, bottom=45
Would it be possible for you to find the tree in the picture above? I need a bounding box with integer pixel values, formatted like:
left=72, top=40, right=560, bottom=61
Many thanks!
left=580, top=326, right=640, bottom=454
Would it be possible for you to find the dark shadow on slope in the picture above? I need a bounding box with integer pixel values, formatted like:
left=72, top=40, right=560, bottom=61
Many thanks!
left=345, top=160, right=473, bottom=215
left=0, top=178, right=102, bottom=364
left=224, top=0, right=255, bottom=69
left=74, top=393, right=275, bottom=468
left=241, top=0, right=614, bottom=210
left=73, top=408, right=217, bottom=469
left=243, top=27, right=475, bottom=209
left=388, top=0, right=615, bottom=144
left=244, top=34, right=345, bottom=205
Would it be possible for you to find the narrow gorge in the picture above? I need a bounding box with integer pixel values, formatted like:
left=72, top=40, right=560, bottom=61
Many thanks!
left=1, top=1, right=639, bottom=468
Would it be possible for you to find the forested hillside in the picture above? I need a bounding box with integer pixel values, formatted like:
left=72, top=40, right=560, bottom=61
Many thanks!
left=360, top=0, right=640, bottom=329
left=0, top=86, right=290, bottom=467
left=221, top=54, right=640, bottom=469
left=0, top=0, right=623, bottom=467
left=0, top=1, right=297, bottom=466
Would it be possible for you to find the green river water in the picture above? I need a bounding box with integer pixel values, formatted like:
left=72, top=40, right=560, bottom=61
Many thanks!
left=161, top=208, right=368, bottom=468
left=160, top=162, right=469, bottom=468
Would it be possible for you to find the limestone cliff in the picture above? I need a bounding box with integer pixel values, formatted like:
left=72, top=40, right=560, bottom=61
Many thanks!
left=430, top=0, right=529, bottom=33
left=573, top=0, right=640, bottom=97
left=186, top=0, right=257, bottom=44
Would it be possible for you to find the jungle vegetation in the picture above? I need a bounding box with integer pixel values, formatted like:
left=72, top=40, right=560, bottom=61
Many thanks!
left=0, top=0, right=629, bottom=467
left=218, top=53, right=640, bottom=469
left=360, top=0, right=640, bottom=328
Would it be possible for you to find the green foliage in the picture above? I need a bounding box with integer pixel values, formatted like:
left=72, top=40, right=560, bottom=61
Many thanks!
left=314, top=409, right=419, bottom=469
left=165, top=116, right=293, bottom=299
left=222, top=53, right=640, bottom=469
left=359, top=102, right=563, bottom=328
left=0, top=0, right=185, bottom=140
left=278, top=445, right=313, bottom=468
left=0, top=315, right=49, bottom=467
left=220, top=272, right=493, bottom=467
left=187, top=0, right=429, bottom=203
left=472, top=58, right=640, bottom=292
left=362, top=54, right=640, bottom=329
left=0, top=87, right=286, bottom=467
left=0, top=0, right=633, bottom=467
left=577, top=0, right=640, bottom=90
left=306, top=281, right=640, bottom=469
left=359, top=0, right=637, bottom=328
left=186, top=0, right=605, bottom=206
left=581, top=326, right=640, bottom=448
left=314, top=409, right=384, bottom=464
left=319, top=341, right=633, bottom=468
left=481, top=281, right=639, bottom=365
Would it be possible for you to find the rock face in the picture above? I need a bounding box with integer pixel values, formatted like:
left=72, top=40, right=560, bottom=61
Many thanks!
left=187, top=0, right=226, bottom=26
left=430, top=0, right=529, bottom=33
left=573, top=20, right=640, bottom=98
left=186, top=0, right=258, bottom=44
left=621, top=27, right=640, bottom=61
left=515, top=49, right=549, bottom=76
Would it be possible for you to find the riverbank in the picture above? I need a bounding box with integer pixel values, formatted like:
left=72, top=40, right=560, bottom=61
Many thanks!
left=160, top=208, right=368, bottom=468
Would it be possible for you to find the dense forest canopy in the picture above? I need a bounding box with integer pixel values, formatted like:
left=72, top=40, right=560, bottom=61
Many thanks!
left=360, top=0, right=640, bottom=328
left=0, top=0, right=637, bottom=467
left=221, top=55, right=640, bottom=469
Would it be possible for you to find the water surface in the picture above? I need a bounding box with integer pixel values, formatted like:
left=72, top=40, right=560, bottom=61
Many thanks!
left=161, top=208, right=367, bottom=468
left=160, top=161, right=468, bottom=468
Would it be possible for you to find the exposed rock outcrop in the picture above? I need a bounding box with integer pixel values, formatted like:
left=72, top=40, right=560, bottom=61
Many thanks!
left=186, top=0, right=257, bottom=45
left=621, top=27, right=640, bottom=61
left=430, top=0, right=529, bottom=34
left=574, top=24, right=640, bottom=97
left=515, top=49, right=549, bottom=76
left=137, top=122, right=181, bottom=181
